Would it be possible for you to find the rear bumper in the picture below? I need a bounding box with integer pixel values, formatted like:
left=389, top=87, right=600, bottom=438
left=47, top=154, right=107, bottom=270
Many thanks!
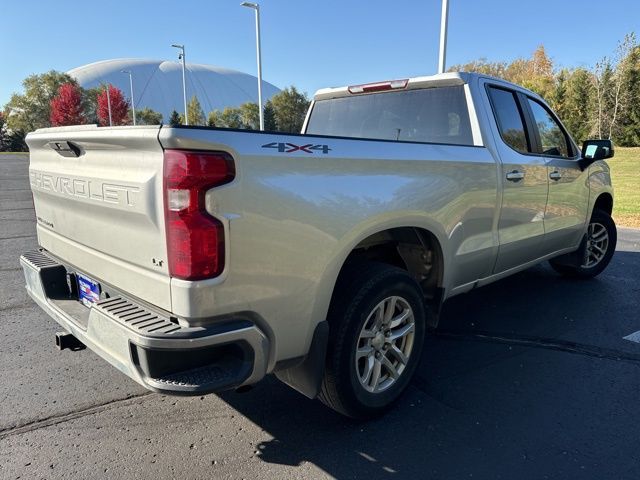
left=20, top=249, right=269, bottom=395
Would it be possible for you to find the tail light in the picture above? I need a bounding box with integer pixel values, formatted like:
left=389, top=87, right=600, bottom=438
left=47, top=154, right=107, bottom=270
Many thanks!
left=163, top=149, right=235, bottom=280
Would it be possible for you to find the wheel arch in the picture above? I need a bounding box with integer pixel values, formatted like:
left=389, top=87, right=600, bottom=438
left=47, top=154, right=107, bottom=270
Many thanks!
left=276, top=217, right=449, bottom=399
left=592, top=192, right=613, bottom=216
left=320, top=221, right=449, bottom=330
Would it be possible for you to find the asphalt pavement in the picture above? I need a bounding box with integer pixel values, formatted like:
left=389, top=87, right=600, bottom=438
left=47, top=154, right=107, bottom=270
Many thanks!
left=1, top=152, right=639, bottom=479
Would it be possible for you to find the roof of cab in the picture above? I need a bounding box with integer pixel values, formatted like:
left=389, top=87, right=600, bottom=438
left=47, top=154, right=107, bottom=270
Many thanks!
left=312, top=71, right=534, bottom=102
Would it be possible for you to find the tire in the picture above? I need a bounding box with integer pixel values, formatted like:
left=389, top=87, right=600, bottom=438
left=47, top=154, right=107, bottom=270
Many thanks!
left=549, top=209, right=617, bottom=278
left=319, top=262, right=426, bottom=419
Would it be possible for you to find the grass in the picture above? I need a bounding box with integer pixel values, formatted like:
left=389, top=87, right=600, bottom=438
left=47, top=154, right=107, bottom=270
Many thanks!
left=610, top=147, right=640, bottom=228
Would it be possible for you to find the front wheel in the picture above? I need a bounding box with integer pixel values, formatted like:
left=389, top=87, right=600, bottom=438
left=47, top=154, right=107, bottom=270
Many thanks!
left=549, top=209, right=617, bottom=278
left=319, top=262, right=426, bottom=419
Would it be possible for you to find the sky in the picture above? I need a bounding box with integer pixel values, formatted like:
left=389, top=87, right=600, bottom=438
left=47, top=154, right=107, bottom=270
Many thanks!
left=1, top=0, right=639, bottom=107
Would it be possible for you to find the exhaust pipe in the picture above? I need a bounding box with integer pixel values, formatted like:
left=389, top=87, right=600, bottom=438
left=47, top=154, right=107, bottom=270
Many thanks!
left=55, top=332, right=85, bottom=351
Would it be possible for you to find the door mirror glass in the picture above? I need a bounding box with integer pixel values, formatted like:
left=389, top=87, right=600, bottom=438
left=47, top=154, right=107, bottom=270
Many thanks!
left=582, top=139, right=614, bottom=160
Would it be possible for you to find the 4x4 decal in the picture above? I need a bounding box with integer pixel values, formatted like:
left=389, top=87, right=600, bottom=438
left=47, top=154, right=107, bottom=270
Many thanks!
left=262, top=142, right=331, bottom=154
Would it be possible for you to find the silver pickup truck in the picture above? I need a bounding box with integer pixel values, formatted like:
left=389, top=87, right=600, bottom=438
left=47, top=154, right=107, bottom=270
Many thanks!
left=21, top=72, right=616, bottom=418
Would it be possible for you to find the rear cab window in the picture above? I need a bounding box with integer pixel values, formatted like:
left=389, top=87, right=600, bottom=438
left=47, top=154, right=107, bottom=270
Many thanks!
left=306, top=85, right=474, bottom=146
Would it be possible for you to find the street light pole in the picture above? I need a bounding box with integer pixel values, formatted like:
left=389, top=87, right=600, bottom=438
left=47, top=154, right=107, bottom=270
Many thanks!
left=241, top=2, right=264, bottom=131
left=171, top=44, right=188, bottom=125
left=438, top=0, right=449, bottom=74
left=106, top=84, right=113, bottom=126
left=121, top=70, right=136, bottom=125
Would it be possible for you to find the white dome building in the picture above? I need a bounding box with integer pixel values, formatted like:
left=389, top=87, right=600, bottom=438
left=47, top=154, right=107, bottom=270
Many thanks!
left=67, top=58, right=280, bottom=122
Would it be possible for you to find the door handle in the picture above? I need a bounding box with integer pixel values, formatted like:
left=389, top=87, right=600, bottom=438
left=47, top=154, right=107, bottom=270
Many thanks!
left=549, top=171, right=562, bottom=181
left=505, top=170, right=525, bottom=181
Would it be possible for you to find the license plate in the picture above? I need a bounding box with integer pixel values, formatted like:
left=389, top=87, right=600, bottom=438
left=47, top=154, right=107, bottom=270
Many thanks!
left=77, top=274, right=101, bottom=307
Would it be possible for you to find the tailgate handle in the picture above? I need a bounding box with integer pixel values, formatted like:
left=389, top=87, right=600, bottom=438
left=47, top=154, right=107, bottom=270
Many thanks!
left=47, top=141, right=81, bottom=158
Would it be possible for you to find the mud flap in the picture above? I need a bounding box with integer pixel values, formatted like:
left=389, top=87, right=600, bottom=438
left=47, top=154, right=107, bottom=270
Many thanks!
left=274, top=321, right=329, bottom=399
left=551, top=233, right=588, bottom=267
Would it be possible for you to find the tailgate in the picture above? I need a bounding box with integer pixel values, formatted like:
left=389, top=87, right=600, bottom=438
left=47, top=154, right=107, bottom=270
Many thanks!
left=25, top=125, right=171, bottom=311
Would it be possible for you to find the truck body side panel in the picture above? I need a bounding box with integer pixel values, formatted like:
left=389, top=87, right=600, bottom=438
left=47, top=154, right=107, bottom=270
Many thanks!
left=159, top=127, right=499, bottom=362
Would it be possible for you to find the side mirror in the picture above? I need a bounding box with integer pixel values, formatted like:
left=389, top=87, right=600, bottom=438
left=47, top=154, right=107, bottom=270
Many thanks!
left=579, top=139, right=614, bottom=169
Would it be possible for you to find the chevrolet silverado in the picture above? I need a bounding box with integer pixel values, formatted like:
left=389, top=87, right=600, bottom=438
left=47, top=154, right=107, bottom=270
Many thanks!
left=20, top=72, right=616, bottom=418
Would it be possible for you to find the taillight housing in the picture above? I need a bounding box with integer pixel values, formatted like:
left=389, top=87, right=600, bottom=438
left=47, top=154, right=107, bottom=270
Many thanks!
left=163, top=149, right=235, bottom=280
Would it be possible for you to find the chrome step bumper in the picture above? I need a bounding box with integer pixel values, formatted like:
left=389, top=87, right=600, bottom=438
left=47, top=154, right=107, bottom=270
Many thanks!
left=20, top=249, right=270, bottom=394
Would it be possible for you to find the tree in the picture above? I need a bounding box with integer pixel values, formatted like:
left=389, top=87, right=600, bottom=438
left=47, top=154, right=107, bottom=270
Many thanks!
left=4, top=70, right=77, bottom=133
left=207, top=103, right=263, bottom=130
left=448, top=58, right=507, bottom=78
left=0, top=112, right=7, bottom=151
left=435, top=33, right=640, bottom=146
left=618, top=45, right=640, bottom=145
left=608, top=33, right=638, bottom=140
left=269, top=86, right=310, bottom=133
left=169, top=110, right=182, bottom=127
left=551, top=69, right=569, bottom=119
left=563, top=68, right=595, bottom=144
left=207, top=110, right=219, bottom=127
left=590, top=34, right=638, bottom=140
left=263, top=101, right=277, bottom=131
left=136, top=107, right=163, bottom=125
left=0, top=111, right=28, bottom=152
left=5, top=129, right=28, bottom=152
left=240, top=102, right=259, bottom=130
left=526, top=45, right=555, bottom=100
left=592, top=59, right=614, bottom=139
left=187, top=95, right=205, bottom=126
left=0, top=112, right=28, bottom=152
left=50, top=83, right=86, bottom=126
left=452, top=46, right=556, bottom=101
left=501, top=45, right=556, bottom=100
left=217, top=107, right=243, bottom=128
left=97, top=85, right=129, bottom=126
left=82, top=86, right=102, bottom=124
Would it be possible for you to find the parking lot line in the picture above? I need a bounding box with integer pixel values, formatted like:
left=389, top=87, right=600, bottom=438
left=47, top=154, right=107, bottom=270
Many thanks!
left=623, top=331, right=640, bottom=343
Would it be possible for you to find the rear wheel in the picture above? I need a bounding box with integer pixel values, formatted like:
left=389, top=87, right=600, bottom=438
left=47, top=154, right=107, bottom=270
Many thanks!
left=549, top=209, right=617, bottom=278
left=319, top=262, right=426, bottom=419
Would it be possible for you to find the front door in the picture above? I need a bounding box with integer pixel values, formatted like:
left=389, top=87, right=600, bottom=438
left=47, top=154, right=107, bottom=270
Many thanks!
left=522, top=96, right=590, bottom=253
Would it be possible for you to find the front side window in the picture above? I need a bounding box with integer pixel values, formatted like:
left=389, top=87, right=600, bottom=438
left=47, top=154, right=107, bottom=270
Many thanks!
left=306, top=86, right=473, bottom=146
left=527, top=98, right=570, bottom=157
left=487, top=87, right=530, bottom=154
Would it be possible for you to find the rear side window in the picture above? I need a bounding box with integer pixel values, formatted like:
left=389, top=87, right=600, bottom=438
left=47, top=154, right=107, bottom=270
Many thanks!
left=306, top=86, right=473, bottom=146
left=487, top=87, right=530, bottom=154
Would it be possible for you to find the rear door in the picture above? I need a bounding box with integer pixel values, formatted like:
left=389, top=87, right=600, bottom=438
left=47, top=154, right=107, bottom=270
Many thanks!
left=484, top=84, right=549, bottom=273
left=521, top=96, right=589, bottom=253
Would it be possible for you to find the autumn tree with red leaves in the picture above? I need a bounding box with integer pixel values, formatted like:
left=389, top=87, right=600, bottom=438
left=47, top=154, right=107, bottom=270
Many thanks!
left=97, top=85, right=130, bottom=126
left=50, top=83, right=86, bottom=126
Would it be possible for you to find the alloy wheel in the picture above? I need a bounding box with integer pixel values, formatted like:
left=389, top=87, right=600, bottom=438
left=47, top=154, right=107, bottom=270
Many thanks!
left=355, top=296, right=415, bottom=393
left=582, top=222, right=609, bottom=268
